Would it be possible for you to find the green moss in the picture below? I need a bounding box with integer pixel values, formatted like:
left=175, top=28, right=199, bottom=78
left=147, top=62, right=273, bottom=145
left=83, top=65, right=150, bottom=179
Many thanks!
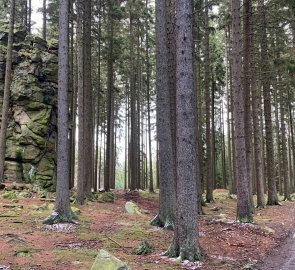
left=238, top=215, right=254, bottom=223
left=90, top=249, right=131, bottom=270
left=139, top=190, right=159, bottom=200
left=15, top=248, right=33, bottom=257
left=133, top=241, right=154, bottom=255
left=53, top=248, right=96, bottom=269
left=2, top=191, right=18, bottom=202
left=95, top=192, right=115, bottom=203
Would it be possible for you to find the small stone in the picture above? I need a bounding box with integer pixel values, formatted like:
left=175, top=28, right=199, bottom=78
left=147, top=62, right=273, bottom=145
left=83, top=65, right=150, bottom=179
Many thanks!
left=262, top=226, right=275, bottom=234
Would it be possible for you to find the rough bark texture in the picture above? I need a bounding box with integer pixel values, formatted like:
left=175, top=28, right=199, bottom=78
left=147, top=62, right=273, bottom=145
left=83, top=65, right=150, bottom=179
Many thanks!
left=53, top=0, right=72, bottom=222
left=204, top=0, right=213, bottom=203
left=152, top=0, right=176, bottom=229
left=145, top=0, right=154, bottom=193
left=232, top=0, right=252, bottom=222
left=168, top=0, right=200, bottom=260
left=243, top=0, right=253, bottom=210
left=42, top=0, right=47, bottom=40
left=0, top=0, right=15, bottom=181
left=250, top=1, right=264, bottom=207
left=259, top=0, right=279, bottom=205
left=83, top=0, right=93, bottom=195
left=76, top=0, right=85, bottom=203
left=105, top=0, right=115, bottom=192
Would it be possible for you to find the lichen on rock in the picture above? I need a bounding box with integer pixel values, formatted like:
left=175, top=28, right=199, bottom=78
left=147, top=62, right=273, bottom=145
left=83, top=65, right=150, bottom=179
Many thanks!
left=90, top=249, right=131, bottom=270
left=0, top=24, right=57, bottom=191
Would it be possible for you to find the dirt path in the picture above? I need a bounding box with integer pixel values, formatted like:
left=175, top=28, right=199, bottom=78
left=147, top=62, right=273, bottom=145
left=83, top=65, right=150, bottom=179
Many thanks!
left=256, top=234, right=295, bottom=270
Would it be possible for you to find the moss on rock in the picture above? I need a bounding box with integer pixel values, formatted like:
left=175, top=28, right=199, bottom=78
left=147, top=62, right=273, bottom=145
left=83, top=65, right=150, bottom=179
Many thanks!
left=90, top=249, right=131, bottom=270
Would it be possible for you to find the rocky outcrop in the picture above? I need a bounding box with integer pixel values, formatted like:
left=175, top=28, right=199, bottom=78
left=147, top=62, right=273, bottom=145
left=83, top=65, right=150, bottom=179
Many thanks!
left=0, top=23, right=58, bottom=191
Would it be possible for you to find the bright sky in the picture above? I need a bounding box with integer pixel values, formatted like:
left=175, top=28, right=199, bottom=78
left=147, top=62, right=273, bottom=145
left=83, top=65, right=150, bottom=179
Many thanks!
left=31, top=0, right=43, bottom=33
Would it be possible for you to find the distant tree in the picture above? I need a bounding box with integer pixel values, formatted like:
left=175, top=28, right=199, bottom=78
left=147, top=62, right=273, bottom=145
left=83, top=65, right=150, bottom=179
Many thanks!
left=258, top=0, right=279, bottom=205
left=42, top=0, right=47, bottom=40
left=204, top=0, right=213, bottom=203
left=76, top=0, right=86, bottom=203
left=0, top=0, right=15, bottom=182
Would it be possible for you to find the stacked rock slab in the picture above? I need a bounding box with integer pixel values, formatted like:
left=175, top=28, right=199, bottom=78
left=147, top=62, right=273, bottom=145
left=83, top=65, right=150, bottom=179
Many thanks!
left=0, top=22, right=58, bottom=191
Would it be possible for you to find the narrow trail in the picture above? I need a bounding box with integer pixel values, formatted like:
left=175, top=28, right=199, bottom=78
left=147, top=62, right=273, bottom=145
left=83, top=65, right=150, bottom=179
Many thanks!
left=256, top=234, right=295, bottom=270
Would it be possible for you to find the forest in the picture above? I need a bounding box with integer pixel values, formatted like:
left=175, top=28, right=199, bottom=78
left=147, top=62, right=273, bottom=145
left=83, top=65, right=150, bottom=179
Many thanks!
left=0, top=0, right=295, bottom=269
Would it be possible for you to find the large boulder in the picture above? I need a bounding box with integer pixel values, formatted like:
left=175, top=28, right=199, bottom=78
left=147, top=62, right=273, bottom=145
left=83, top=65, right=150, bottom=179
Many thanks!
left=90, top=249, right=131, bottom=270
left=0, top=24, right=57, bottom=190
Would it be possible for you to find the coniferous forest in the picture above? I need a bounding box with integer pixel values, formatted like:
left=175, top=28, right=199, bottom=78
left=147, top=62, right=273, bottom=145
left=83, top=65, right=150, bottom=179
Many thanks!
left=0, top=0, right=295, bottom=269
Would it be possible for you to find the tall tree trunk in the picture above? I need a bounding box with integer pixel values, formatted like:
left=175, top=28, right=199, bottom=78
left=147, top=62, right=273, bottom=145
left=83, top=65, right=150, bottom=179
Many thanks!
left=105, top=0, right=115, bottom=191
left=278, top=76, right=290, bottom=201
left=42, top=0, right=47, bottom=40
left=0, top=0, right=15, bottom=181
left=168, top=0, right=200, bottom=260
left=232, top=0, right=252, bottom=222
left=204, top=0, right=213, bottom=202
left=44, top=0, right=72, bottom=224
left=225, top=28, right=233, bottom=193
left=76, top=0, right=85, bottom=203
left=152, top=0, right=176, bottom=229
left=243, top=0, right=253, bottom=209
left=259, top=0, right=279, bottom=205
left=83, top=0, right=93, bottom=194
left=129, top=3, right=138, bottom=191
left=274, top=84, right=282, bottom=195
left=250, top=0, right=264, bottom=207
left=145, top=0, right=154, bottom=193
left=28, top=0, right=31, bottom=33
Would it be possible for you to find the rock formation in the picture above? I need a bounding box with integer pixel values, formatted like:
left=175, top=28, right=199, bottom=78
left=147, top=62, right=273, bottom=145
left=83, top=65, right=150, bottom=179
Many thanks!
left=0, top=23, right=58, bottom=191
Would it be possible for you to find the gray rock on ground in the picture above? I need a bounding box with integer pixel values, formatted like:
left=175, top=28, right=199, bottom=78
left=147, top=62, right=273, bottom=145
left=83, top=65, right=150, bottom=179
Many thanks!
left=90, top=249, right=131, bottom=270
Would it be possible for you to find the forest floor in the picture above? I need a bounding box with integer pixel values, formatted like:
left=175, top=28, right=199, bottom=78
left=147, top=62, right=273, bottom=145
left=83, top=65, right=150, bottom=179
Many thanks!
left=0, top=185, right=295, bottom=270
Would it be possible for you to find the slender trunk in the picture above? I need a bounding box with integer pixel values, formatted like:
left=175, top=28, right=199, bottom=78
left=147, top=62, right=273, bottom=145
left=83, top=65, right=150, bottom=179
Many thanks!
left=274, top=85, right=282, bottom=195
left=243, top=0, right=253, bottom=209
left=0, top=0, right=15, bottom=181
left=76, top=0, right=85, bottom=203
left=225, top=28, right=233, bottom=193
left=205, top=0, right=213, bottom=202
left=232, top=0, right=252, bottom=222
left=259, top=0, right=279, bottom=205
left=250, top=1, right=264, bottom=207
left=28, top=0, right=31, bottom=34
left=42, top=0, right=47, bottom=40
left=146, top=0, right=154, bottom=193
left=53, top=0, right=72, bottom=221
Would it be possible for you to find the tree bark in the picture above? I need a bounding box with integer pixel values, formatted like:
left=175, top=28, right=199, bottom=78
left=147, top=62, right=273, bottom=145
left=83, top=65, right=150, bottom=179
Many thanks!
left=232, top=0, right=252, bottom=222
left=42, top=0, right=47, bottom=40
left=168, top=0, right=200, bottom=260
left=152, top=0, right=176, bottom=229
left=204, top=0, right=213, bottom=202
left=52, top=0, right=72, bottom=222
left=259, top=0, right=279, bottom=205
left=0, top=0, right=15, bottom=181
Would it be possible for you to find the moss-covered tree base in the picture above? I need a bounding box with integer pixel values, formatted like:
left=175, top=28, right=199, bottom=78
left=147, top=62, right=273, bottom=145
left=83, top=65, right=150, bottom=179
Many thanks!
left=150, top=214, right=174, bottom=230
left=165, top=240, right=202, bottom=262
left=238, top=215, right=254, bottom=224
left=43, top=211, right=74, bottom=225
